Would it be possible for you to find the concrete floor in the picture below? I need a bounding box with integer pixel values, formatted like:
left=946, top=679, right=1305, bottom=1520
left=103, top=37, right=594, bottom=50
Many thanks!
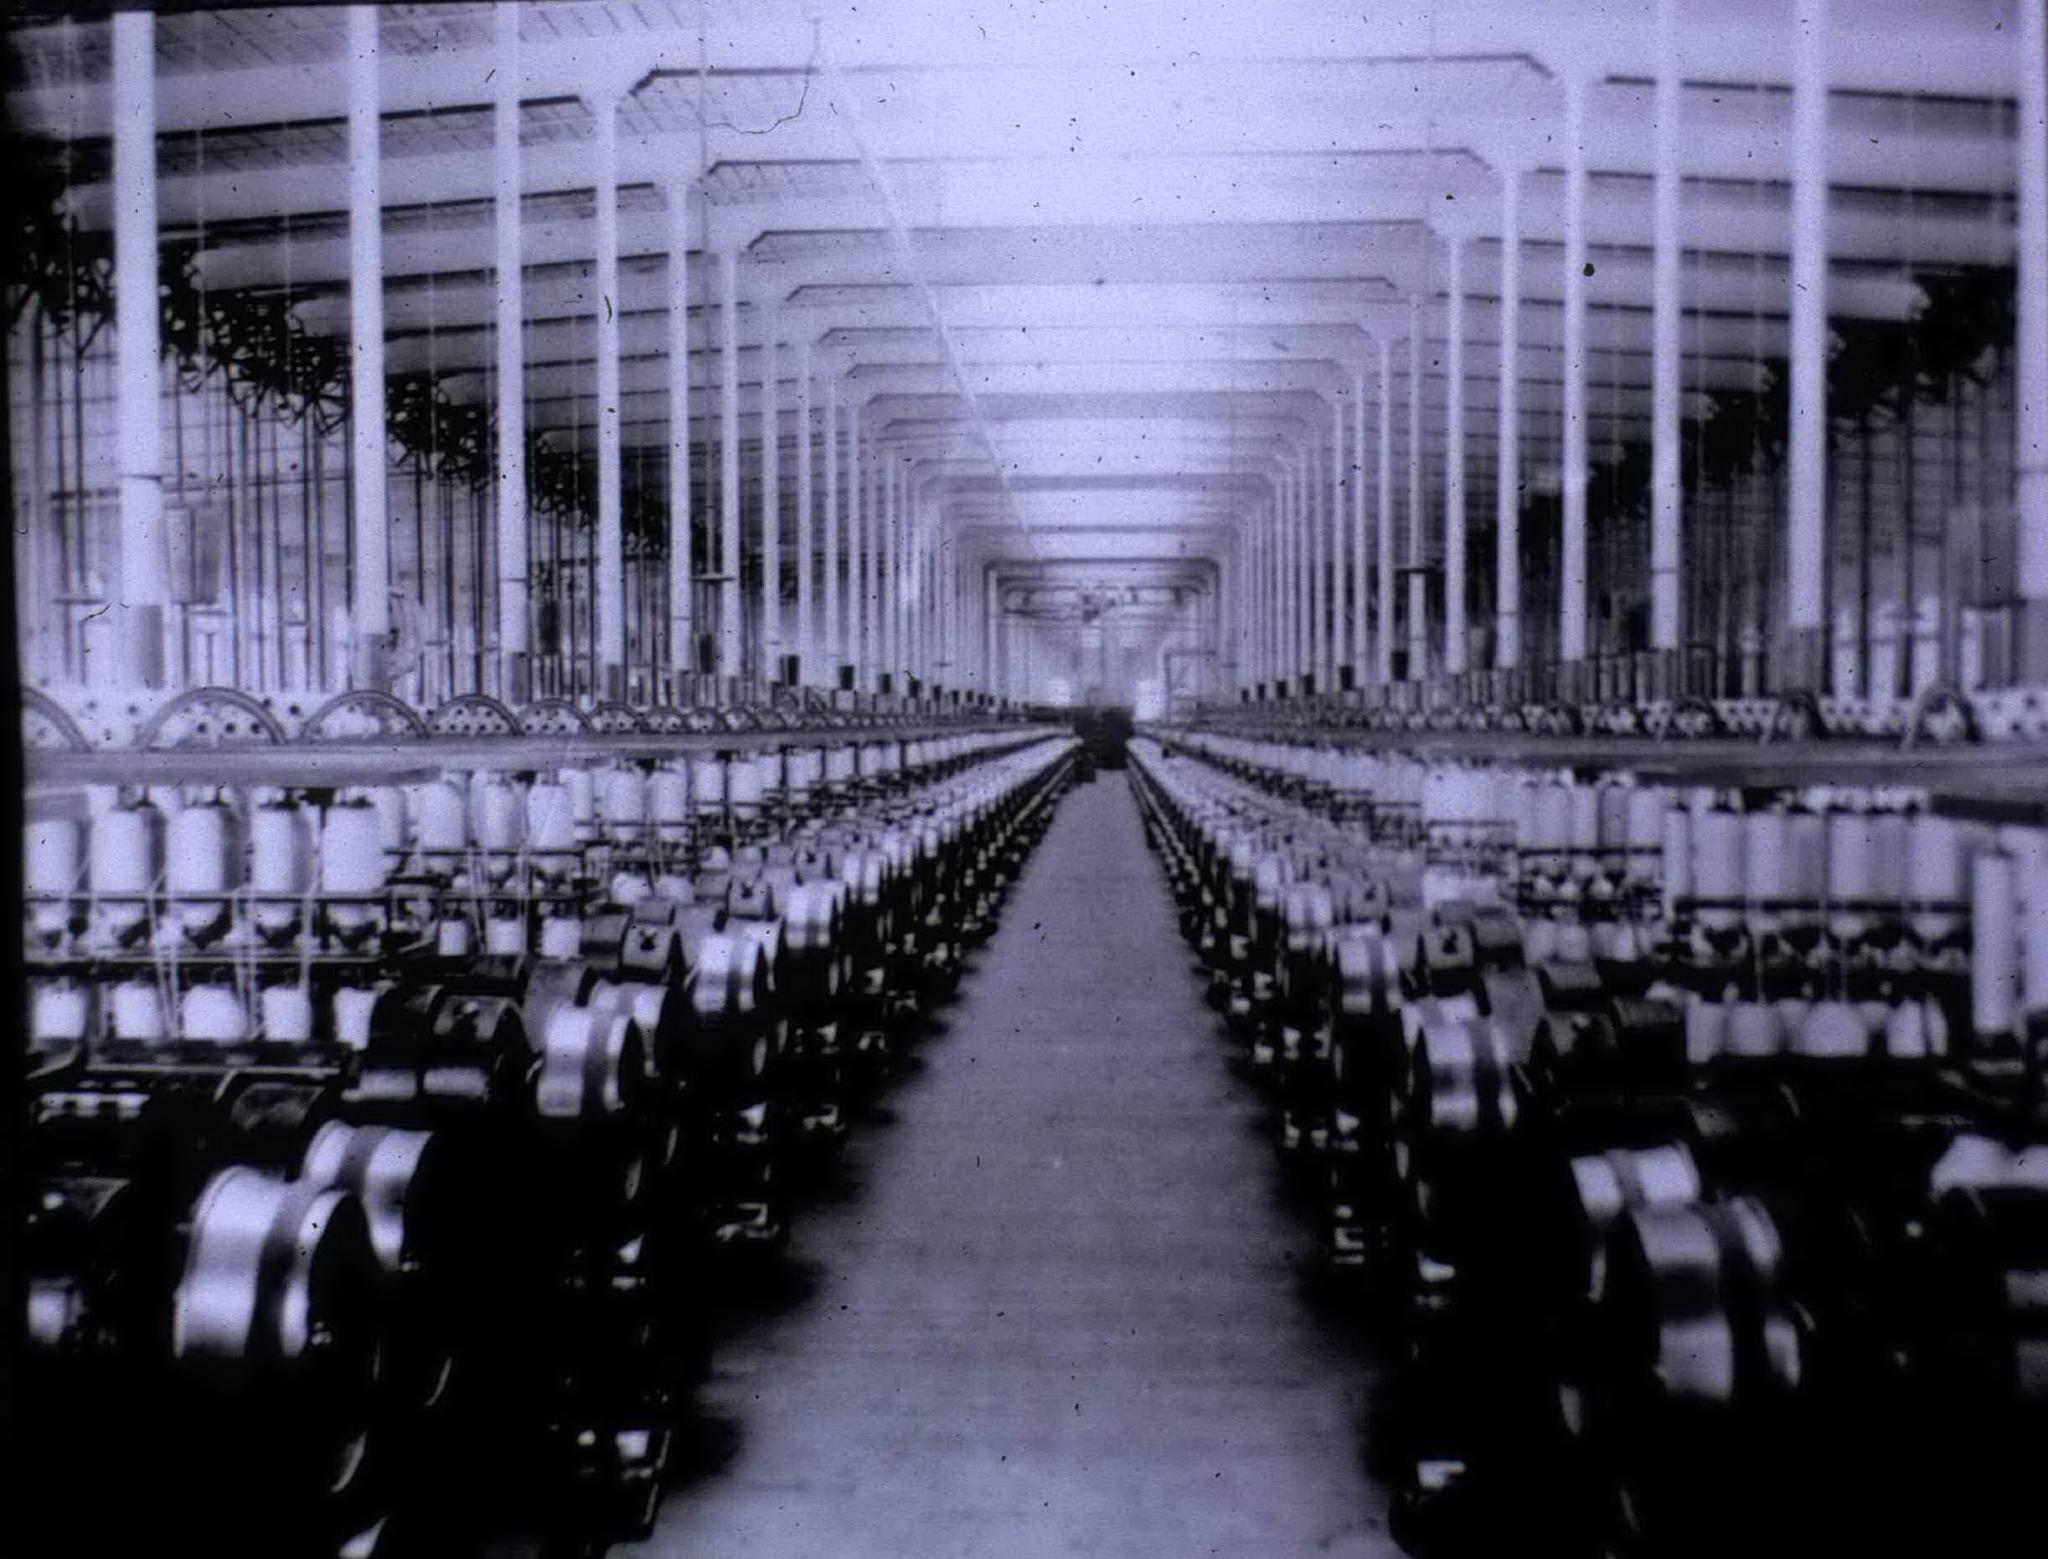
left=626, top=775, right=1399, bottom=1559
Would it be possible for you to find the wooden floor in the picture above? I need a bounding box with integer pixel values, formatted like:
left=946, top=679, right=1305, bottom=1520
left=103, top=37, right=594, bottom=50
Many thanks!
left=623, top=773, right=1399, bottom=1558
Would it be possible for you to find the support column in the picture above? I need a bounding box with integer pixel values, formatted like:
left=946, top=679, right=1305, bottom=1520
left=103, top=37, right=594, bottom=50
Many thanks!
left=824, top=377, right=841, bottom=678
left=113, top=8, right=166, bottom=690
left=1331, top=391, right=1346, bottom=690
left=879, top=454, right=896, bottom=684
left=1308, top=426, right=1325, bottom=691
left=1296, top=450, right=1312, bottom=685
left=1407, top=297, right=1427, bottom=681
left=593, top=83, right=624, bottom=700
left=759, top=295, right=781, bottom=684
left=795, top=341, right=814, bottom=685
left=347, top=5, right=390, bottom=690
left=2016, top=0, right=2048, bottom=676
left=1785, top=0, right=1831, bottom=691
left=1496, top=167, right=1523, bottom=674
left=1561, top=72, right=1591, bottom=676
left=1444, top=234, right=1468, bottom=677
left=985, top=567, right=999, bottom=694
left=493, top=4, right=530, bottom=702
left=849, top=405, right=866, bottom=685
left=1377, top=336, right=1396, bottom=686
left=1650, top=0, right=1684, bottom=665
left=718, top=251, right=743, bottom=679
left=664, top=181, right=691, bottom=696
left=1352, top=363, right=1369, bottom=684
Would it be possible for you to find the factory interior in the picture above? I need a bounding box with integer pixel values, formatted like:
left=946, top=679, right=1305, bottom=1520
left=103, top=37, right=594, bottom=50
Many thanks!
left=9, top=1, right=2048, bottom=1555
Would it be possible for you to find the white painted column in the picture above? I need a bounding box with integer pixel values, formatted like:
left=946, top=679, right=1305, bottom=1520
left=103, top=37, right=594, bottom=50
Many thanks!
left=849, top=405, right=866, bottom=685
left=2022, top=0, right=2048, bottom=674
left=985, top=567, right=999, bottom=694
left=1330, top=392, right=1346, bottom=689
left=1650, top=0, right=1684, bottom=656
left=593, top=84, right=624, bottom=699
left=664, top=181, right=691, bottom=694
left=1352, top=364, right=1369, bottom=684
left=795, top=341, right=814, bottom=683
left=1496, top=167, right=1523, bottom=672
left=1444, top=234, right=1468, bottom=676
left=1787, top=0, right=1831, bottom=687
left=1561, top=72, right=1591, bottom=668
left=824, top=377, right=841, bottom=677
left=1297, top=451, right=1312, bottom=683
left=113, top=8, right=166, bottom=689
left=1377, top=336, right=1396, bottom=685
left=1307, top=426, right=1325, bottom=689
left=347, top=5, right=390, bottom=689
left=879, top=455, right=896, bottom=683
left=1406, top=297, right=1427, bottom=680
left=758, top=293, right=781, bottom=684
left=493, top=3, right=529, bottom=701
left=718, top=250, right=743, bottom=678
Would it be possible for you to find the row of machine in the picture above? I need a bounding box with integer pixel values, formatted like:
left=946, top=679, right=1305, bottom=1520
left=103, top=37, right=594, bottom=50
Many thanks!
left=1132, top=728, right=2048, bottom=1559
left=21, top=722, right=1077, bottom=1558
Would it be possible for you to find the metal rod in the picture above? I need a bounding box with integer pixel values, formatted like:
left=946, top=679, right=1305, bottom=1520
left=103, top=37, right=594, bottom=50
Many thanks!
left=1497, top=167, right=1523, bottom=672
left=665, top=178, right=692, bottom=695
left=719, top=250, right=742, bottom=678
left=1651, top=0, right=1684, bottom=654
left=1561, top=72, right=1591, bottom=666
left=347, top=4, right=390, bottom=689
left=494, top=2, right=528, bottom=702
left=1445, top=234, right=1468, bottom=675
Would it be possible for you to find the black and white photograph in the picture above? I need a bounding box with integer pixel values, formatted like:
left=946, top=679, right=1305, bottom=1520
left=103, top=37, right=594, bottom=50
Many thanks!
left=5, top=1, right=2047, bottom=1554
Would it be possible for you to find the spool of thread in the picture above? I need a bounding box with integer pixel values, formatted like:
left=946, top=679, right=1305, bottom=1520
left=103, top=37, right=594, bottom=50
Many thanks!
left=1783, top=807, right=1827, bottom=931
left=1796, top=1001, right=1868, bottom=1060
left=1551, top=922, right=1594, bottom=964
left=692, top=757, right=729, bottom=814
left=25, top=819, right=82, bottom=897
left=1725, top=1001, right=1780, bottom=1058
left=1867, top=810, right=1908, bottom=906
left=2004, top=827, right=2048, bottom=1021
left=110, top=981, right=165, bottom=1041
left=540, top=917, right=583, bottom=959
left=1826, top=808, right=1878, bottom=938
left=612, top=872, right=651, bottom=906
left=1971, top=852, right=2019, bottom=1041
left=1532, top=784, right=1571, bottom=861
left=319, top=802, right=388, bottom=895
left=250, top=803, right=312, bottom=896
left=652, top=770, right=691, bottom=841
left=1882, top=1000, right=1930, bottom=1059
left=1907, top=813, right=1966, bottom=945
left=477, top=779, right=524, bottom=854
left=26, top=819, right=82, bottom=942
left=31, top=982, right=92, bottom=1047
left=1597, top=784, right=1630, bottom=871
left=486, top=916, right=527, bottom=956
left=181, top=985, right=248, bottom=1044
left=1692, top=808, right=1744, bottom=931
left=332, top=987, right=380, bottom=1049
left=436, top=917, right=473, bottom=957
left=1743, top=810, right=1790, bottom=931
left=826, top=746, right=856, bottom=785
left=90, top=804, right=161, bottom=896
left=729, top=758, right=767, bottom=816
left=527, top=782, right=577, bottom=852
left=249, top=801, right=311, bottom=940
left=1684, top=996, right=1728, bottom=1065
left=603, top=769, right=648, bottom=841
left=167, top=803, right=237, bottom=898
left=1626, top=789, right=1667, bottom=883
left=412, top=781, right=468, bottom=854
left=259, top=984, right=314, bottom=1043
left=566, top=768, right=597, bottom=840
left=1661, top=805, right=1693, bottom=917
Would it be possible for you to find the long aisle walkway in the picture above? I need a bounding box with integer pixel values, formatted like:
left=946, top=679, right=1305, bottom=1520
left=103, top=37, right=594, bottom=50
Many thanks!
left=629, top=775, right=1397, bottom=1558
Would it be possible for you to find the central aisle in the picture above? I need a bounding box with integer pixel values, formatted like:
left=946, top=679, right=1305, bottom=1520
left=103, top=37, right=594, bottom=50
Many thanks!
left=628, top=776, right=1397, bottom=1558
